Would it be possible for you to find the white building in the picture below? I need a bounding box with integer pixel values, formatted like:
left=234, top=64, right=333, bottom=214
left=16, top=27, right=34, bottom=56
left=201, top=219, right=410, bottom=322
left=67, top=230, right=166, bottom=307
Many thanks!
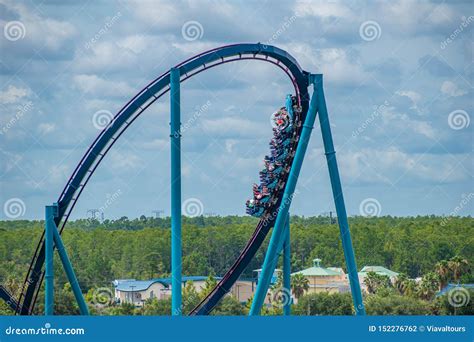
left=113, top=276, right=255, bottom=306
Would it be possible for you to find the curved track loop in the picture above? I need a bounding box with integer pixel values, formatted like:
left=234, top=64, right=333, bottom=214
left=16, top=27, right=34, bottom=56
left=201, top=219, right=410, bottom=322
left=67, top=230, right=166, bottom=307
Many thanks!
left=12, top=43, right=309, bottom=315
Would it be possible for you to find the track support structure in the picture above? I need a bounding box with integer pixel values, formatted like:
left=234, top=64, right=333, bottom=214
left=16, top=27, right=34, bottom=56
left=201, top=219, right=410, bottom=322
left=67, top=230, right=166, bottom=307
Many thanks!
left=250, top=74, right=365, bottom=315
left=314, top=74, right=366, bottom=315
left=283, top=213, right=291, bottom=316
left=170, top=67, right=182, bottom=315
left=44, top=203, right=89, bottom=315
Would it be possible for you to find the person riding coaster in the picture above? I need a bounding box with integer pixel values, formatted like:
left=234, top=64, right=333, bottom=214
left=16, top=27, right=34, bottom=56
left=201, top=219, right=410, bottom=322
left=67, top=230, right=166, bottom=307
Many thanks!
left=245, top=199, right=264, bottom=217
left=253, top=184, right=270, bottom=200
left=245, top=105, right=296, bottom=218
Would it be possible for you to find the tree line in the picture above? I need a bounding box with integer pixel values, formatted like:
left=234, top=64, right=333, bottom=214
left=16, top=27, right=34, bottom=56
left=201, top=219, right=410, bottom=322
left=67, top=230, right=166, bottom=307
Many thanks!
left=0, top=215, right=472, bottom=315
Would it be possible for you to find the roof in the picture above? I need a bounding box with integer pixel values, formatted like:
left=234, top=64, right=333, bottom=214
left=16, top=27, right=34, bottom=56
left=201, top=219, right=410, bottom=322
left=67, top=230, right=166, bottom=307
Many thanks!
left=114, top=276, right=221, bottom=292
left=359, top=266, right=399, bottom=277
left=291, top=258, right=343, bottom=277
left=436, top=283, right=474, bottom=297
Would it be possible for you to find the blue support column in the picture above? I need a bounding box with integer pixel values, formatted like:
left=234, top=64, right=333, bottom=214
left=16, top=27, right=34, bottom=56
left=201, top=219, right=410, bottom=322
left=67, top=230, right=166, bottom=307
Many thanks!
left=170, top=67, right=182, bottom=315
left=283, top=213, right=291, bottom=316
left=250, top=76, right=320, bottom=315
left=51, top=220, right=89, bottom=315
left=315, top=74, right=366, bottom=315
left=44, top=205, right=55, bottom=315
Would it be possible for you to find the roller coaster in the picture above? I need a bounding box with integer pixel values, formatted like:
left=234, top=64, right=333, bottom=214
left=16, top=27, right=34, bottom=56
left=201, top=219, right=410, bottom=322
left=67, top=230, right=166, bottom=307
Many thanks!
left=0, top=43, right=365, bottom=316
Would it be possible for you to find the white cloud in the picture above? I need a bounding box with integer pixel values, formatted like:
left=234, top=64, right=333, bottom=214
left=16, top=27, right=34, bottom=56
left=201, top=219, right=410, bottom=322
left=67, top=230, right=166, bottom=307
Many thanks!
left=73, top=74, right=135, bottom=97
left=337, top=147, right=468, bottom=185
left=286, top=44, right=368, bottom=86
left=116, top=35, right=154, bottom=54
left=294, top=0, right=353, bottom=18
left=109, top=151, right=141, bottom=170
left=0, top=86, right=29, bottom=104
left=201, top=117, right=265, bottom=138
left=37, top=123, right=55, bottom=135
left=440, top=81, right=467, bottom=97
left=1, top=0, right=77, bottom=54
left=380, top=101, right=436, bottom=139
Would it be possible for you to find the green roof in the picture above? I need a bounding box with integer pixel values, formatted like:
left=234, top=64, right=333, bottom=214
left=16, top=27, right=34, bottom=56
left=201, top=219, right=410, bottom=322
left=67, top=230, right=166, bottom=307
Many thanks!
left=291, top=258, right=343, bottom=277
left=359, top=266, right=398, bottom=277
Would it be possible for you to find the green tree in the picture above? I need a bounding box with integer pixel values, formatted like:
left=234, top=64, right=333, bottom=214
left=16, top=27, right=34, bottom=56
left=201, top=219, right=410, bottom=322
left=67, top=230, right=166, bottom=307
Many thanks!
left=293, top=292, right=353, bottom=315
left=212, top=296, right=246, bottom=315
left=181, top=281, right=200, bottom=315
left=141, top=298, right=171, bottom=315
left=107, top=302, right=136, bottom=315
left=431, top=288, right=474, bottom=315
left=291, top=273, right=309, bottom=300
left=364, top=272, right=391, bottom=294
left=435, top=260, right=451, bottom=290
left=448, top=256, right=470, bottom=283
left=200, top=275, right=217, bottom=299
left=365, top=292, right=430, bottom=315
left=416, top=272, right=439, bottom=300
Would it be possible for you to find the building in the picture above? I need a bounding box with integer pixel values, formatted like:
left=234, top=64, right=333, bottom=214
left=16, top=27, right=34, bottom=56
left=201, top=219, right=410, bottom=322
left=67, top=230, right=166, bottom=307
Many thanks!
left=113, top=276, right=255, bottom=306
left=358, top=266, right=399, bottom=293
left=291, top=258, right=350, bottom=297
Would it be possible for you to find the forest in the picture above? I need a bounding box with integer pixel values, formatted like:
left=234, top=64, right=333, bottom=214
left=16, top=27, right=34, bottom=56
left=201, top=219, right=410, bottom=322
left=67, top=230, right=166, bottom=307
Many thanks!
left=0, top=215, right=472, bottom=315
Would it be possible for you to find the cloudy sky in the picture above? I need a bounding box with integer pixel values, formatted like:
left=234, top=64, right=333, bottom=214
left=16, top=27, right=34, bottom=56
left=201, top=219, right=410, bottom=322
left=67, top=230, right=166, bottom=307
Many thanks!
left=0, top=0, right=472, bottom=220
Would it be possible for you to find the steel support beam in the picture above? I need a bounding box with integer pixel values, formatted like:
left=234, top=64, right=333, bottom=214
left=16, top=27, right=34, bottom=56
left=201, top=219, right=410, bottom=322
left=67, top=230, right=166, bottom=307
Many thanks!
left=51, top=219, right=89, bottom=315
left=314, top=74, right=366, bottom=315
left=44, top=205, right=55, bottom=315
left=250, top=76, right=319, bottom=315
left=283, top=213, right=291, bottom=316
left=44, top=203, right=89, bottom=315
left=170, top=67, right=182, bottom=315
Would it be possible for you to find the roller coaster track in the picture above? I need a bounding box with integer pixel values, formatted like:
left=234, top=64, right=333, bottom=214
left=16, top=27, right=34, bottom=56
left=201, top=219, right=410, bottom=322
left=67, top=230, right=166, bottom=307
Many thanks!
left=8, top=43, right=309, bottom=315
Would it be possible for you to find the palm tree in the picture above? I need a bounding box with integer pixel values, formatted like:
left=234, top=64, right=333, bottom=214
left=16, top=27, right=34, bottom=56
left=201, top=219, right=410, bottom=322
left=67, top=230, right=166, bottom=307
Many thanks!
left=291, top=273, right=309, bottom=300
left=416, top=272, right=439, bottom=300
left=394, top=273, right=410, bottom=295
left=448, top=256, right=470, bottom=283
left=364, top=271, right=390, bottom=294
left=435, top=260, right=451, bottom=291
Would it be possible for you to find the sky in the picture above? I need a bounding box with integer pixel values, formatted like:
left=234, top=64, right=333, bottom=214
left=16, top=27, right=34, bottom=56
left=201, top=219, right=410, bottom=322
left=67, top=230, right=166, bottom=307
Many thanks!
left=0, top=0, right=472, bottom=220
